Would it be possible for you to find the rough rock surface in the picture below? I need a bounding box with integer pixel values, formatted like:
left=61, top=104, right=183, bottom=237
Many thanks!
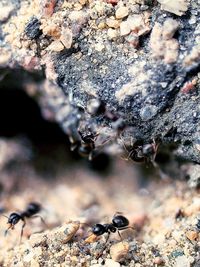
left=0, top=0, right=200, bottom=163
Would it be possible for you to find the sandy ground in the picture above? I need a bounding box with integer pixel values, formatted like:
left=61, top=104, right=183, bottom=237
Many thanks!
left=0, top=143, right=199, bottom=266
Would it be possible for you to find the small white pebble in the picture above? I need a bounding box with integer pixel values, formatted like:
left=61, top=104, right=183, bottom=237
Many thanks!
left=116, top=6, right=129, bottom=19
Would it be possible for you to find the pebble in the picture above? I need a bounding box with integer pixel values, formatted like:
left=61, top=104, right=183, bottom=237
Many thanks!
left=126, top=14, right=150, bottom=36
left=162, top=18, right=179, bottom=40
left=125, top=32, right=139, bottom=47
left=185, top=230, right=198, bottom=241
left=0, top=4, right=14, bottom=22
left=94, top=43, right=105, bottom=52
left=42, top=0, right=57, bottom=17
left=154, top=257, right=165, bottom=265
left=106, top=18, right=120, bottom=29
left=110, top=241, right=129, bottom=262
left=140, top=105, right=158, bottom=121
left=47, top=40, right=64, bottom=52
left=107, top=28, right=118, bottom=39
left=157, top=0, right=189, bottom=16
left=120, top=21, right=131, bottom=36
left=105, top=259, right=120, bottom=267
left=49, top=221, right=80, bottom=244
left=60, top=28, right=73, bottom=49
left=30, top=221, right=80, bottom=248
left=115, top=6, right=129, bottom=19
left=107, top=0, right=118, bottom=5
left=84, top=233, right=99, bottom=243
left=186, top=165, right=200, bottom=189
left=175, top=255, right=190, bottom=267
left=24, top=17, right=42, bottom=40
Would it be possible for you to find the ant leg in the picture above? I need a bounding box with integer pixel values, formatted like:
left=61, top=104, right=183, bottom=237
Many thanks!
left=31, top=215, right=47, bottom=227
left=104, top=232, right=111, bottom=246
left=119, top=226, right=135, bottom=232
left=120, top=137, right=130, bottom=161
left=39, top=216, right=47, bottom=227
left=88, top=151, right=94, bottom=161
left=96, top=232, right=111, bottom=259
left=127, top=150, right=133, bottom=160
left=117, top=230, right=123, bottom=242
left=20, top=220, right=26, bottom=243
left=117, top=228, right=134, bottom=247
left=4, top=224, right=12, bottom=237
left=70, top=143, right=78, bottom=151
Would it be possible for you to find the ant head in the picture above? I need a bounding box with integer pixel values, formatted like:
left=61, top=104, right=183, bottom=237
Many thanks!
left=78, top=130, right=96, bottom=144
left=81, top=134, right=94, bottom=144
left=26, top=202, right=41, bottom=214
left=8, top=213, right=21, bottom=226
left=112, top=215, right=129, bottom=228
left=92, top=224, right=106, bottom=236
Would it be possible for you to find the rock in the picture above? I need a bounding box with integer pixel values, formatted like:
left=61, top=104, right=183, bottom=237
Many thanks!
left=185, top=231, right=198, bottom=241
left=110, top=241, right=129, bottom=262
left=120, top=21, right=131, bottom=36
left=49, top=221, right=80, bottom=244
left=0, top=4, right=14, bottom=22
left=24, top=17, right=42, bottom=40
left=162, top=18, right=179, bottom=40
left=84, top=234, right=99, bottom=243
left=175, top=255, right=190, bottom=267
left=186, top=164, right=200, bottom=189
left=115, top=6, right=129, bottom=19
left=106, top=18, right=120, bottom=29
left=157, top=0, right=189, bottom=16
left=0, top=0, right=200, bottom=165
left=107, top=28, right=118, bottom=39
left=150, top=19, right=179, bottom=63
left=41, top=0, right=57, bottom=17
left=154, top=257, right=165, bottom=265
left=30, top=221, right=80, bottom=247
left=60, top=28, right=73, bottom=49
left=126, top=14, right=151, bottom=36
left=105, top=259, right=120, bottom=267
left=47, top=40, right=64, bottom=52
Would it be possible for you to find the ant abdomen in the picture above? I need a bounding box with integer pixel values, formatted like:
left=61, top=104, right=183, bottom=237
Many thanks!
left=112, top=215, right=129, bottom=228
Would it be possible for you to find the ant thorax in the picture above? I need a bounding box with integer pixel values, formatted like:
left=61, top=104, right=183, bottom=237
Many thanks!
left=103, top=224, right=116, bottom=233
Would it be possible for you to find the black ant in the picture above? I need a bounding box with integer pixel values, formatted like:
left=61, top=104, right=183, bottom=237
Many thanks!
left=123, top=139, right=158, bottom=164
left=4, top=202, right=46, bottom=241
left=123, top=138, right=170, bottom=179
left=78, top=131, right=98, bottom=160
left=87, top=99, right=126, bottom=133
left=91, top=214, right=133, bottom=258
